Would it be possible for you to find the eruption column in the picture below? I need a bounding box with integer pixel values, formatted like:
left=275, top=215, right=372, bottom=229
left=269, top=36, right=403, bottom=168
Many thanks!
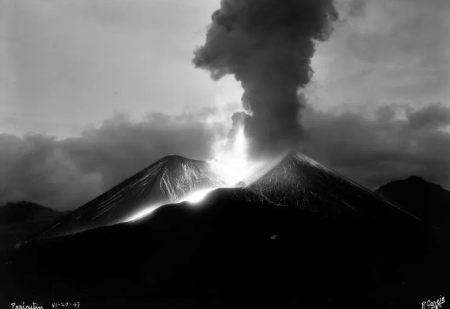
left=194, top=0, right=338, bottom=158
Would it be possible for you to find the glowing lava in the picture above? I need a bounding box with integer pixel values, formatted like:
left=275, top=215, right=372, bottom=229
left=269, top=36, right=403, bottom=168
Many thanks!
left=128, top=188, right=215, bottom=222
left=185, top=188, right=216, bottom=203
left=127, top=205, right=160, bottom=222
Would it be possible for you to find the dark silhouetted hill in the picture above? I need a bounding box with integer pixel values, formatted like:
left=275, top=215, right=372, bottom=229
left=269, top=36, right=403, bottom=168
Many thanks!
left=0, top=201, right=67, bottom=252
left=376, top=176, right=450, bottom=229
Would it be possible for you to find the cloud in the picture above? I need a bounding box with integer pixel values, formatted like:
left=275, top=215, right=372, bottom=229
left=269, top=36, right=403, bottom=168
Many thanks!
left=0, top=134, right=102, bottom=211
left=0, top=0, right=219, bottom=137
left=0, top=111, right=225, bottom=210
left=309, top=0, right=450, bottom=111
left=60, top=113, right=222, bottom=191
left=407, top=102, right=450, bottom=131
left=0, top=102, right=449, bottom=211
left=301, top=102, right=450, bottom=190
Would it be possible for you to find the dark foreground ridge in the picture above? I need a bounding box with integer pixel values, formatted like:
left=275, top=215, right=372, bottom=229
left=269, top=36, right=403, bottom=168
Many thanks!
left=1, top=152, right=447, bottom=309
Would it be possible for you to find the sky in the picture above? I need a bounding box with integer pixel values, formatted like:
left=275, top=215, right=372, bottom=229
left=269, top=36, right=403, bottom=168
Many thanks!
left=0, top=0, right=449, bottom=210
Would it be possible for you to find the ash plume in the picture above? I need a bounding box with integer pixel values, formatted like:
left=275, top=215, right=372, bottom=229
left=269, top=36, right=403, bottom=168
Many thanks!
left=194, top=0, right=338, bottom=158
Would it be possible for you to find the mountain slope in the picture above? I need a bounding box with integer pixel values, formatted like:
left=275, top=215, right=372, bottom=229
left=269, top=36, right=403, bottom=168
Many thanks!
left=376, top=176, right=450, bottom=229
left=249, top=152, right=416, bottom=220
left=36, top=155, right=224, bottom=239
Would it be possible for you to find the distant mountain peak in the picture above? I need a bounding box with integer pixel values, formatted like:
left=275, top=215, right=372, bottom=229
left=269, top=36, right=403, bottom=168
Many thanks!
left=407, top=175, right=426, bottom=182
left=402, top=175, right=445, bottom=190
left=376, top=176, right=450, bottom=228
left=378, top=175, right=444, bottom=193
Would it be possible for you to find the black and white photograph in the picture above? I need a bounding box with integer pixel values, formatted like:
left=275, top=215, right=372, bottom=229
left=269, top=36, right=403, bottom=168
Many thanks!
left=0, top=0, right=449, bottom=308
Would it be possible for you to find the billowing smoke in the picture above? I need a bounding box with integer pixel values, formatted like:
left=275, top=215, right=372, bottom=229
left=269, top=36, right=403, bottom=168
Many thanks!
left=194, top=0, right=338, bottom=158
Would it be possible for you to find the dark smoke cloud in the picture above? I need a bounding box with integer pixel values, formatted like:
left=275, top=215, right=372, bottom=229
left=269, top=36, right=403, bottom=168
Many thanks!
left=194, top=0, right=338, bottom=158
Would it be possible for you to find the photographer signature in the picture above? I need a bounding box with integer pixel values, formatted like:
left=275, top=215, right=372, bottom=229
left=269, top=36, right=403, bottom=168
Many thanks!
left=422, top=296, right=445, bottom=309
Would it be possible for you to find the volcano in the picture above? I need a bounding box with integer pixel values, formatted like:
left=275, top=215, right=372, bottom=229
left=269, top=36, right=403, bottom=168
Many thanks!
left=36, top=155, right=225, bottom=239
left=5, top=152, right=445, bottom=309
left=249, top=153, right=416, bottom=219
left=34, top=152, right=415, bottom=240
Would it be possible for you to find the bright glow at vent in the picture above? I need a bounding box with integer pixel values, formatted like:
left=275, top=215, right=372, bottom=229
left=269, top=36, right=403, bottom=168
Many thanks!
left=209, top=126, right=253, bottom=187
left=209, top=124, right=281, bottom=187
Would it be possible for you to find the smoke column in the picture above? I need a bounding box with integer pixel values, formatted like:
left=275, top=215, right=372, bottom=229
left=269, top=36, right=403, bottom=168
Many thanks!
left=194, top=0, right=338, bottom=158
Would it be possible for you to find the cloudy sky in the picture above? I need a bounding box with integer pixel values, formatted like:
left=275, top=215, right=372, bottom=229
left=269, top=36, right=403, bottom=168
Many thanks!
left=1, top=0, right=449, bottom=210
